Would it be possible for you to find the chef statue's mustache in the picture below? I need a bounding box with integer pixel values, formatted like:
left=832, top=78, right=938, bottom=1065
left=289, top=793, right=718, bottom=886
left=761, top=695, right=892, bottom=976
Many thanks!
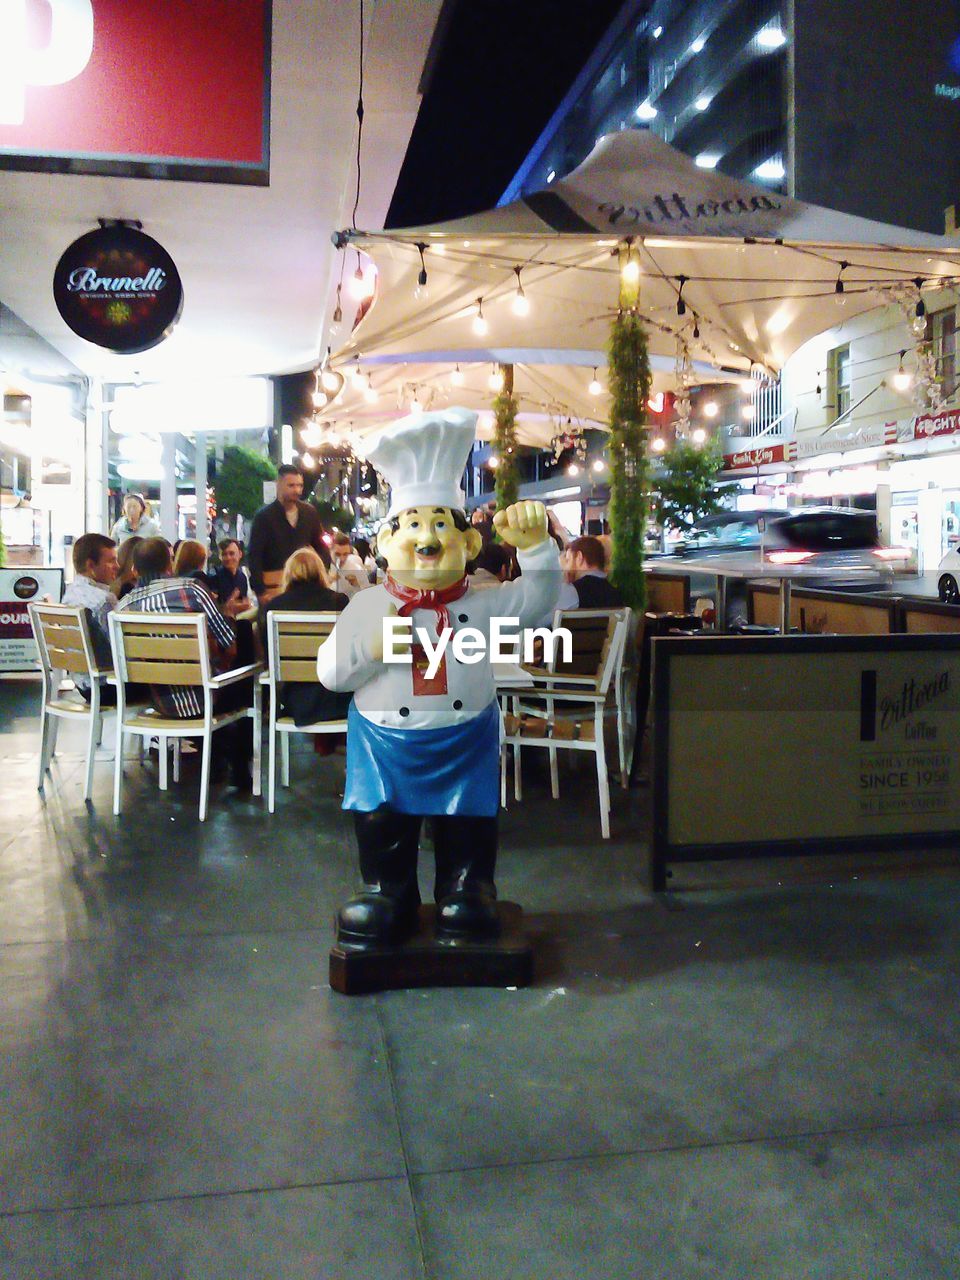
left=415, top=543, right=442, bottom=558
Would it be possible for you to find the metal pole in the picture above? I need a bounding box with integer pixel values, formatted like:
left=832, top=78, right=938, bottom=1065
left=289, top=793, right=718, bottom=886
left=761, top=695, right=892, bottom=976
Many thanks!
left=194, top=431, right=208, bottom=547
left=160, top=435, right=177, bottom=541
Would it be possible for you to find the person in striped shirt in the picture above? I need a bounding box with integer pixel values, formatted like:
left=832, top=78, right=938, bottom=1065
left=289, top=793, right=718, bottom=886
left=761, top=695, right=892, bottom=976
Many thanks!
left=120, top=538, right=254, bottom=788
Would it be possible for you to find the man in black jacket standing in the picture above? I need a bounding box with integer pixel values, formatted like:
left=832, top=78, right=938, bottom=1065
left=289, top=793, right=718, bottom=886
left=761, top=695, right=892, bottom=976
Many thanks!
left=556, top=535, right=624, bottom=609
left=246, top=465, right=331, bottom=603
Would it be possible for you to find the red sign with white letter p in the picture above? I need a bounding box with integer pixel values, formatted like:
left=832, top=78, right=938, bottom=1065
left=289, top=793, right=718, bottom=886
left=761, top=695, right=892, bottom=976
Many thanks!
left=0, top=0, right=270, bottom=184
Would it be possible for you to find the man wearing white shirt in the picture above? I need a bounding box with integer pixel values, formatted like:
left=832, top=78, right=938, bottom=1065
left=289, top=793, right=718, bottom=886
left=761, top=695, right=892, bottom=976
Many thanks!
left=61, top=533, right=119, bottom=698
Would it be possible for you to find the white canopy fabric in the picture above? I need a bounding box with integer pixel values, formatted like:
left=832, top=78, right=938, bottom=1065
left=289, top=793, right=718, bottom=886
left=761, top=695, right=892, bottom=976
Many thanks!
left=328, top=132, right=960, bottom=435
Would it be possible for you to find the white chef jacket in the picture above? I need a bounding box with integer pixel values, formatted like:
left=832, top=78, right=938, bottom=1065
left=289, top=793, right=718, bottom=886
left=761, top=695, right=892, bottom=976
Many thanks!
left=317, top=537, right=560, bottom=730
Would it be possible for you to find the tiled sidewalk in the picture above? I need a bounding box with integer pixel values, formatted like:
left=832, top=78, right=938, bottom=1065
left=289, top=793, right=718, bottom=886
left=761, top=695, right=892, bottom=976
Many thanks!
left=1, top=679, right=958, bottom=1279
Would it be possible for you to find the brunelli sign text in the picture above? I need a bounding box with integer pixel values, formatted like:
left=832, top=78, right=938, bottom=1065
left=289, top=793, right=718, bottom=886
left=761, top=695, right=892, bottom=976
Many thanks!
left=53, top=224, right=183, bottom=353
left=0, top=0, right=271, bottom=184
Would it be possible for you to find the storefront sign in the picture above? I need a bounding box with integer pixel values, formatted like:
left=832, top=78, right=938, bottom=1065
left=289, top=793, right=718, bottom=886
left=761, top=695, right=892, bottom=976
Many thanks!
left=0, top=568, right=63, bottom=670
left=0, top=0, right=271, bottom=185
left=723, top=443, right=787, bottom=470
left=650, top=634, right=960, bottom=889
left=913, top=408, right=960, bottom=440
left=53, top=225, right=183, bottom=354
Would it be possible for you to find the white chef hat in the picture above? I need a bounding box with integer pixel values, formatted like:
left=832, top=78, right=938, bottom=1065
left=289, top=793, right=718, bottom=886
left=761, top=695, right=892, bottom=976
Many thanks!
left=362, top=407, right=478, bottom=518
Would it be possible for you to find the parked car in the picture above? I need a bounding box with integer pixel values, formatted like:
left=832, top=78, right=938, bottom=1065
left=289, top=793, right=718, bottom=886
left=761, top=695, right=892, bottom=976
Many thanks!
left=937, top=549, right=960, bottom=603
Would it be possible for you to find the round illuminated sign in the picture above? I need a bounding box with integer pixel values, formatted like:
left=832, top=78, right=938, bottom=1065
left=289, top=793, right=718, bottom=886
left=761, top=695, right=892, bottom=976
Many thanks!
left=53, top=224, right=183, bottom=354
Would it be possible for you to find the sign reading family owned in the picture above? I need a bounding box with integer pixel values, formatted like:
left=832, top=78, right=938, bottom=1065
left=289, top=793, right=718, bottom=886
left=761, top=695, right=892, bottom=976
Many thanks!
left=53, top=225, right=183, bottom=353
left=651, top=635, right=960, bottom=889
left=0, top=0, right=271, bottom=184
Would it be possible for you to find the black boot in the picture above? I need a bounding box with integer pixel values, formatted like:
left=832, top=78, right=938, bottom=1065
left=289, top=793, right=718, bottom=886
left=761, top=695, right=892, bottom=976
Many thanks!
left=337, top=807, right=422, bottom=946
left=433, top=815, right=500, bottom=940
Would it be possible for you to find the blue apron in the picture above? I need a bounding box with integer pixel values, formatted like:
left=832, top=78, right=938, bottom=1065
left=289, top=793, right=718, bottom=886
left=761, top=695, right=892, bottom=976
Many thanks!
left=344, top=700, right=500, bottom=817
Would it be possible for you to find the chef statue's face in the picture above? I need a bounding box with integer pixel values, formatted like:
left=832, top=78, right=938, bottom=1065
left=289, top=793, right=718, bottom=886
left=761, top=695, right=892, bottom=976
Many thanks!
left=377, top=506, right=482, bottom=590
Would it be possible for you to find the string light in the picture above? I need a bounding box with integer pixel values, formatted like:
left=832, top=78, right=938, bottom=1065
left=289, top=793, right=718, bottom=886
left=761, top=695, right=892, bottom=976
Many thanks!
left=350, top=360, right=364, bottom=388
left=742, top=404, right=756, bottom=420
left=320, top=348, right=340, bottom=393
left=451, top=364, right=464, bottom=386
left=651, top=437, right=666, bottom=453
left=511, top=266, right=530, bottom=316
left=302, top=452, right=316, bottom=469
left=621, top=251, right=640, bottom=285
left=676, top=275, right=688, bottom=316
left=364, top=374, right=378, bottom=403
left=567, top=463, right=580, bottom=476
left=414, top=242, right=428, bottom=299
left=703, top=401, right=719, bottom=418
left=488, top=366, right=505, bottom=392
left=488, top=454, right=500, bottom=469
left=472, top=297, right=488, bottom=336
left=592, top=459, right=605, bottom=473
left=835, top=261, right=848, bottom=294
left=893, top=351, right=912, bottom=391
left=332, top=284, right=343, bottom=325
left=692, top=428, right=707, bottom=444
left=410, top=395, right=423, bottom=414
left=588, top=368, right=603, bottom=396
left=349, top=251, right=374, bottom=301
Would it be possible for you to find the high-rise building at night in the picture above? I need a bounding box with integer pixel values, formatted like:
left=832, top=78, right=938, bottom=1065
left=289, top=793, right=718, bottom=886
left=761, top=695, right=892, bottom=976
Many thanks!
left=502, top=0, right=960, bottom=235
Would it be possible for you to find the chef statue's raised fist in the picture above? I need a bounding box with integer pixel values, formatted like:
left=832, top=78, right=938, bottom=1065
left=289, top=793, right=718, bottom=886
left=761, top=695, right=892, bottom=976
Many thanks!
left=317, top=408, right=560, bottom=955
left=492, top=500, right=548, bottom=551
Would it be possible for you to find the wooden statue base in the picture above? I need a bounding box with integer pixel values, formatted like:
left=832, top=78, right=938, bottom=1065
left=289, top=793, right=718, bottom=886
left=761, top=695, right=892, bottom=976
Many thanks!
left=329, top=901, right=533, bottom=995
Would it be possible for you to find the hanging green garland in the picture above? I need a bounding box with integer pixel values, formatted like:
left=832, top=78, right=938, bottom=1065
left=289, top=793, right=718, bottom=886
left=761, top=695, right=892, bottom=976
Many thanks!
left=607, top=253, right=652, bottom=610
left=492, top=376, right=520, bottom=511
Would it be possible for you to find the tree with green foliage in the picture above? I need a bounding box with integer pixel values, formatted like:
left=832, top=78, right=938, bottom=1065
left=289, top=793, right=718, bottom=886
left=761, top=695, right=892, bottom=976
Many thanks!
left=651, top=438, right=724, bottom=533
left=492, top=370, right=520, bottom=513
left=311, top=496, right=355, bottom=532
left=607, top=253, right=652, bottom=610
left=215, top=445, right=277, bottom=521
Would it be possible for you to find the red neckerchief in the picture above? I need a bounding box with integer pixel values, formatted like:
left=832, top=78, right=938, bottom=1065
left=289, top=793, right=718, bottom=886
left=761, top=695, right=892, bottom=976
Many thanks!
left=383, top=574, right=469, bottom=633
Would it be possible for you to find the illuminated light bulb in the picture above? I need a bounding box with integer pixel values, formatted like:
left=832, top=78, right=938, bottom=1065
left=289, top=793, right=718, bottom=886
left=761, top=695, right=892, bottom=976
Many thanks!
left=692, top=428, right=707, bottom=443
left=694, top=95, right=711, bottom=111
left=636, top=100, right=658, bottom=120
left=742, top=404, right=756, bottom=420
left=349, top=255, right=375, bottom=301
left=703, top=401, right=719, bottom=418
left=488, top=367, right=505, bottom=391
left=567, top=463, right=580, bottom=476
left=350, top=363, right=364, bottom=387
left=302, top=453, right=316, bottom=469
left=592, top=459, right=605, bottom=473
left=364, top=376, right=378, bottom=404
left=893, top=353, right=912, bottom=391
left=312, top=389, right=327, bottom=408
left=588, top=369, right=603, bottom=396
left=488, top=454, right=500, bottom=469
left=621, top=256, right=641, bottom=284
left=451, top=364, right=464, bottom=386
left=321, top=367, right=340, bottom=393
left=651, top=437, right=666, bottom=453
left=410, top=397, right=423, bottom=414
left=472, top=298, right=488, bottom=336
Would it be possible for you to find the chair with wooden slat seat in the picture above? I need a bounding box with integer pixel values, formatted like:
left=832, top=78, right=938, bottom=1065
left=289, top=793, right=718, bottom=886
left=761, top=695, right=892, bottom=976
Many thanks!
left=108, top=612, right=262, bottom=821
left=512, top=607, right=636, bottom=791
left=29, top=603, right=114, bottom=802
left=500, top=609, right=629, bottom=839
left=255, top=611, right=346, bottom=812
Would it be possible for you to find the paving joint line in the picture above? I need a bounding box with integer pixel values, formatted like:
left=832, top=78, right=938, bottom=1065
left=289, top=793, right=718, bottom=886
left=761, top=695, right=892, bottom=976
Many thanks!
left=0, top=1170, right=409, bottom=1222
left=375, top=997, right=433, bottom=1280
left=409, top=1111, right=960, bottom=1183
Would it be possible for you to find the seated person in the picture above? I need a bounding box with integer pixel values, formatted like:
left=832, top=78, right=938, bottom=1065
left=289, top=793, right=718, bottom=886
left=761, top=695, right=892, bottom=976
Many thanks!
left=469, top=541, right=512, bottom=588
left=109, top=534, right=142, bottom=600
left=61, top=532, right=119, bottom=701
left=212, top=538, right=251, bottom=611
left=330, top=531, right=371, bottom=596
left=259, top=547, right=350, bottom=730
left=557, top=535, right=625, bottom=610
left=350, top=536, right=379, bottom=581
left=120, top=538, right=254, bottom=789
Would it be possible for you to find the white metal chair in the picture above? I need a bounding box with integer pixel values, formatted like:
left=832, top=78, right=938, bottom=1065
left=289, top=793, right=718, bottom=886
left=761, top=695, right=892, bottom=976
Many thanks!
left=108, top=612, right=261, bottom=821
left=499, top=608, right=629, bottom=839
left=29, top=602, right=114, bottom=802
left=254, top=611, right=346, bottom=811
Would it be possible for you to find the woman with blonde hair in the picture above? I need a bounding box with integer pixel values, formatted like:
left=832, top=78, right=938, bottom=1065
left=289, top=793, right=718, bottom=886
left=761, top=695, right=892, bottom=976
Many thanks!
left=259, top=546, right=349, bottom=733
left=172, top=538, right=210, bottom=579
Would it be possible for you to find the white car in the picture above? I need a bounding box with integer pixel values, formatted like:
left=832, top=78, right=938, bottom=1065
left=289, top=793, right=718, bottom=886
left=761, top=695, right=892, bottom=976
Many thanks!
left=937, top=549, right=960, bottom=603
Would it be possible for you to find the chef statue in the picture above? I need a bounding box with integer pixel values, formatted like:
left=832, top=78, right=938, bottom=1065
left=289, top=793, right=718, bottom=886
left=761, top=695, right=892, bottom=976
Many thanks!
left=317, top=408, right=560, bottom=948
